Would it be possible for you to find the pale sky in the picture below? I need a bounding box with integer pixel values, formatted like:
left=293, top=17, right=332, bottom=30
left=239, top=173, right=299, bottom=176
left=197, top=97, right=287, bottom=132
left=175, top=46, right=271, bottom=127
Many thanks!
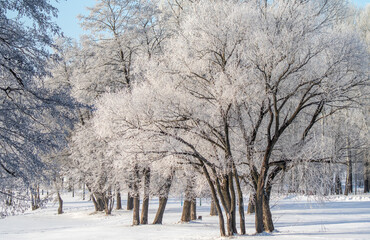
left=54, top=0, right=370, bottom=40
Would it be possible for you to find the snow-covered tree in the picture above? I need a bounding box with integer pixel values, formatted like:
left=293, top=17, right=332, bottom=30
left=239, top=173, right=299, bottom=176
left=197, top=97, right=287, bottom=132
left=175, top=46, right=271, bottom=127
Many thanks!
left=93, top=0, right=368, bottom=236
left=0, top=0, right=77, bottom=215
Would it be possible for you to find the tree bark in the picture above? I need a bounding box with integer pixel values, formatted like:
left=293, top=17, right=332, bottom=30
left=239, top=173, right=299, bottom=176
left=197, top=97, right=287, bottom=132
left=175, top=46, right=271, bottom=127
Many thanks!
left=345, top=141, right=353, bottom=195
left=133, top=194, right=140, bottom=225
left=364, top=150, right=369, bottom=193
left=127, top=192, right=133, bottom=210
left=92, top=192, right=105, bottom=211
left=116, top=191, right=122, bottom=210
left=202, top=165, right=225, bottom=236
left=141, top=168, right=150, bottom=224
left=262, top=191, right=274, bottom=232
left=190, top=198, right=197, bottom=220
left=233, top=164, right=246, bottom=235
left=247, top=193, right=256, bottom=214
left=210, top=198, right=218, bottom=216
left=254, top=189, right=264, bottom=233
left=153, top=197, right=168, bottom=224
left=57, top=191, right=63, bottom=214
left=335, top=174, right=342, bottom=195
left=153, top=171, right=174, bottom=224
left=181, top=200, right=191, bottom=222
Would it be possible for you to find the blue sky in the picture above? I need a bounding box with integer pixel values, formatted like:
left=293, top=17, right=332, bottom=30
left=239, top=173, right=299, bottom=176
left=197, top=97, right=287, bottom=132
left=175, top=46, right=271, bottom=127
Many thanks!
left=55, top=0, right=370, bottom=40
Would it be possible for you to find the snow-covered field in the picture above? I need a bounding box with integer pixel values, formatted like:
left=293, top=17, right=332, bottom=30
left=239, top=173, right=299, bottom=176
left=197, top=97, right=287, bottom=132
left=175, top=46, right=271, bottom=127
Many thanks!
left=1, top=194, right=370, bottom=240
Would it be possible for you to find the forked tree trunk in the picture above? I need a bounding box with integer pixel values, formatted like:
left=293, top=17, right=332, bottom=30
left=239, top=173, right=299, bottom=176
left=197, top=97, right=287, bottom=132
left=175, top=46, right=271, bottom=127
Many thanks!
left=57, top=191, right=63, bottom=214
left=104, top=188, right=114, bottom=215
left=141, top=168, right=151, bottom=224
left=220, top=177, right=232, bottom=235
left=92, top=192, right=105, bottom=211
left=190, top=198, right=197, bottom=220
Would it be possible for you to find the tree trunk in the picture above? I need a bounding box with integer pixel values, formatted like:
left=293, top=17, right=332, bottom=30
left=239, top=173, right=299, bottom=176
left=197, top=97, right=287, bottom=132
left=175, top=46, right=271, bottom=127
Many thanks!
left=127, top=192, right=133, bottom=210
left=57, top=191, right=63, bottom=214
left=153, top=197, right=168, bottom=224
left=210, top=198, right=218, bottom=216
left=255, top=186, right=264, bottom=233
left=153, top=171, right=174, bottom=224
left=228, top=174, right=237, bottom=235
left=190, top=198, right=197, bottom=220
left=104, top=188, right=114, bottom=215
left=220, top=176, right=234, bottom=236
left=92, top=192, right=105, bottom=211
left=335, top=174, right=342, bottom=195
left=233, top=165, right=246, bottom=235
left=364, top=150, right=369, bottom=193
left=82, top=183, right=85, bottom=200
left=202, top=165, right=225, bottom=236
left=345, top=141, right=353, bottom=195
left=116, top=191, right=122, bottom=210
left=133, top=194, right=140, bottom=225
left=141, top=168, right=151, bottom=224
left=247, top=193, right=256, bottom=214
left=262, top=191, right=274, bottom=232
left=181, top=200, right=191, bottom=222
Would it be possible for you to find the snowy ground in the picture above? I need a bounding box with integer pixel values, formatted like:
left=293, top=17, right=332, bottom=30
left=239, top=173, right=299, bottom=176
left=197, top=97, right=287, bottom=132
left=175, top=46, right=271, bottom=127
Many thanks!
left=1, top=193, right=370, bottom=240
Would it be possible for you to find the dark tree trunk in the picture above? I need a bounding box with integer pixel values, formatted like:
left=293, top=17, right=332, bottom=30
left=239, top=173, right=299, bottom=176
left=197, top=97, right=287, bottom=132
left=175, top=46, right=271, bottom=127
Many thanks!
left=92, top=192, right=105, bottom=211
left=141, top=168, right=151, bottom=224
left=228, top=174, right=237, bottom=235
left=345, top=144, right=353, bottom=195
left=153, top=171, right=174, bottom=224
left=255, top=185, right=264, bottom=233
left=233, top=164, right=246, bottom=235
left=133, top=194, right=140, bottom=225
left=247, top=193, right=256, bottom=214
left=127, top=192, right=134, bottom=210
left=335, top=174, right=342, bottom=195
left=364, top=150, right=369, bottom=193
left=116, top=191, right=122, bottom=210
left=57, top=191, right=63, bottom=214
left=104, top=188, right=114, bottom=215
left=181, top=200, right=191, bottom=222
left=82, top=183, right=86, bottom=200
left=6, top=190, right=12, bottom=206
left=190, top=198, right=197, bottom=220
left=220, top=176, right=234, bottom=236
left=210, top=198, right=218, bottom=216
left=262, top=192, right=274, bottom=232
left=31, top=186, right=40, bottom=210
left=153, top=197, right=168, bottom=224
left=202, top=165, right=225, bottom=236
